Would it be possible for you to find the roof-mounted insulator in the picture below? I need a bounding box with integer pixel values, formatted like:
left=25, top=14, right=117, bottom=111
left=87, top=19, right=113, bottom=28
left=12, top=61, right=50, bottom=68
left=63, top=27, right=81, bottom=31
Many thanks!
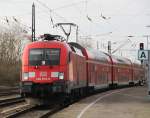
left=42, top=34, right=66, bottom=42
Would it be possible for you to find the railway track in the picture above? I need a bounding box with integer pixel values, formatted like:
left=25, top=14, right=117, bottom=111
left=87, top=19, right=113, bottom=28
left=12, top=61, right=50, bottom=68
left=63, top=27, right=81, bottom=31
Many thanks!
left=1, top=103, right=36, bottom=118
left=0, top=96, right=25, bottom=107
left=11, top=104, right=67, bottom=118
left=0, top=91, right=19, bottom=96
left=1, top=103, right=60, bottom=118
left=0, top=87, right=19, bottom=97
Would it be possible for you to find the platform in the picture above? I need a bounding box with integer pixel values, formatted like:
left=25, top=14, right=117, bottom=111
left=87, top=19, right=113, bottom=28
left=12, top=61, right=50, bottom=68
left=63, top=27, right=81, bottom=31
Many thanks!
left=51, top=85, right=150, bottom=118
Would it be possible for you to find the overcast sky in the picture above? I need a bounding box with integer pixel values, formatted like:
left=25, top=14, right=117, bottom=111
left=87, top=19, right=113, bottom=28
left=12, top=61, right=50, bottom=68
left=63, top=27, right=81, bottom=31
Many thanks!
left=0, top=0, right=150, bottom=60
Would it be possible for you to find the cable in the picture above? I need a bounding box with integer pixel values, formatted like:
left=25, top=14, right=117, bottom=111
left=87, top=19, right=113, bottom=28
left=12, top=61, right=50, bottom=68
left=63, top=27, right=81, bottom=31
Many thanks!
left=52, top=0, right=85, bottom=11
left=36, top=0, right=67, bottom=22
left=35, top=0, right=88, bottom=39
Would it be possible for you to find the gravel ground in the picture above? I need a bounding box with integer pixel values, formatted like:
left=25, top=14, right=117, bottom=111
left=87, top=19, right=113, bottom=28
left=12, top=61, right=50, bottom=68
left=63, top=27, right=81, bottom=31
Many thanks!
left=50, top=85, right=150, bottom=118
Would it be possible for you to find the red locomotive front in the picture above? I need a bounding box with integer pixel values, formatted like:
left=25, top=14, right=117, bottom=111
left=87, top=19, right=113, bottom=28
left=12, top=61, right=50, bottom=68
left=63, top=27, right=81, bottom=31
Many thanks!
left=21, top=38, right=72, bottom=97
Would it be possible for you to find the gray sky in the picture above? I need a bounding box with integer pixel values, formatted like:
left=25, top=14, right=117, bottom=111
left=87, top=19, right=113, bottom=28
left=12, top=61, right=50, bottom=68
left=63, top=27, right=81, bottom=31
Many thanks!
left=0, top=0, right=150, bottom=60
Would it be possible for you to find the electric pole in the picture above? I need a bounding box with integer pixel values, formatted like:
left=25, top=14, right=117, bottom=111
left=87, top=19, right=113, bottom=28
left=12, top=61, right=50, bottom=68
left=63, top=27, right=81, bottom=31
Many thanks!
left=32, top=3, right=35, bottom=42
left=108, top=41, right=111, bottom=54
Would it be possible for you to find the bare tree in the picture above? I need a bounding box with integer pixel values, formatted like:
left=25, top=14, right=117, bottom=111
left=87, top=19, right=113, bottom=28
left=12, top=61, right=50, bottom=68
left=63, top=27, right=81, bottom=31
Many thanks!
left=0, top=20, right=30, bottom=86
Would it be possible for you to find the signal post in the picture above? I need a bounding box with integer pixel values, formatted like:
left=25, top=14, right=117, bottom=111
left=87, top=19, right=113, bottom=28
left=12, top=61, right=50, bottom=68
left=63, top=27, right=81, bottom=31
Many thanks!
left=138, top=43, right=150, bottom=95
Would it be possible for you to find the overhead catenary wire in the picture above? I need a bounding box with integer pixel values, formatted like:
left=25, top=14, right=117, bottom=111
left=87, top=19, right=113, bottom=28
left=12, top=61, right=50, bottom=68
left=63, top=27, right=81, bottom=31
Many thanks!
left=111, top=39, right=131, bottom=54
left=0, top=1, right=147, bottom=43
left=51, top=0, right=86, bottom=11
left=36, top=0, right=68, bottom=22
left=35, top=0, right=88, bottom=40
left=0, top=1, right=135, bottom=37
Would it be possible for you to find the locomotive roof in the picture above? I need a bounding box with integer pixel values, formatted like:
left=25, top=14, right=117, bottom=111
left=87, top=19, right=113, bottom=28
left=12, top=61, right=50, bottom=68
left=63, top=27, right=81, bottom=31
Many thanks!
left=26, top=40, right=71, bottom=50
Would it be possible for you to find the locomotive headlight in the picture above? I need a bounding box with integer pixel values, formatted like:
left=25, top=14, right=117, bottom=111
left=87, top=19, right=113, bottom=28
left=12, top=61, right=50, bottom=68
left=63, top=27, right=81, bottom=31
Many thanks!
left=51, top=72, right=59, bottom=78
left=59, top=72, right=64, bottom=80
left=29, top=72, right=35, bottom=78
left=23, top=72, right=28, bottom=80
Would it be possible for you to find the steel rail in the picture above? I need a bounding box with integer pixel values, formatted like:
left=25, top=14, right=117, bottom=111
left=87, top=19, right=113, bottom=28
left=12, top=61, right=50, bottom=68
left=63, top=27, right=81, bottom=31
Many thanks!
left=1, top=103, right=36, bottom=118
left=0, top=97, right=25, bottom=107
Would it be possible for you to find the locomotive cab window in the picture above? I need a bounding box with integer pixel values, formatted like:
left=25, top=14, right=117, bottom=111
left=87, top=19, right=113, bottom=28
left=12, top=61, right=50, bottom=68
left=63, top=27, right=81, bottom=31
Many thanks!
left=45, top=49, right=60, bottom=65
left=29, top=48, right=60, bottom=66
